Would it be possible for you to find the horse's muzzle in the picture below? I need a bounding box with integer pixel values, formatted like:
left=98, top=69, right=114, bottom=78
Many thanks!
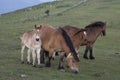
left=36, top=38, right=39, bottom=41
left=71, top=67, right=79, bottom=74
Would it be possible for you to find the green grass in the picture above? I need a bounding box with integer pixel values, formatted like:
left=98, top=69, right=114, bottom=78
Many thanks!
left=0, top=0, right=120, bottom=80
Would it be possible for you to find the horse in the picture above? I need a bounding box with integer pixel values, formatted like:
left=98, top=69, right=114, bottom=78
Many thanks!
left=63, top=21, right=106, bottom=59
left=20, top=25, right=42, bottom=67
left=34, top=24, right=86, bottom=73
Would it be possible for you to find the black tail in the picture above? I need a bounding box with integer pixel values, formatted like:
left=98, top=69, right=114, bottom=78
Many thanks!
left=59, top=27, right=79, bottom=62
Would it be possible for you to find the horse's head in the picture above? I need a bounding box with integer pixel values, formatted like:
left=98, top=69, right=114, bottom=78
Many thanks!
left=101, top=22, right=106, bottom=36
left=66, top=53, right=79, bottom=73
left=34, top=24, right=42, bottom=42
left=85, top=21, right=107, bottom=36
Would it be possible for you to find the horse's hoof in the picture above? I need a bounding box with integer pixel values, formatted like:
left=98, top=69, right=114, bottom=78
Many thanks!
left=58, top=66, right=65, bottom=72
left=45, top=64, right=51, bottom=67
left=72, top=70, right=78, bottom=74
left=58, top=66, right=65, bottom=70
left=21, top=61, right=24, bottom=64
left=59, top=69, right=65, bottom=72
left=38, top=64, right=45, bottom=68
left=27, top=62, right=32, bottom=65
left=32, top=65, right=36, bottom=67
left=40, top=61, right=45, bottom=64
left=90, top=57, right=95, bottom=60
left=83, top=56, right=88, bottom=59
left=45, top=62, right=51, bottom=67
left=30, top=62, right=32, bottom=65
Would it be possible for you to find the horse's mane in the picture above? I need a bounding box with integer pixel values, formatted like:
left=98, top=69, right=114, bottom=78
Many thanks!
left=85, top=21, right=106, bottom=28
left=64, top=25, right=80, bottom=30
left=41, top=24, right=54, bottom=29
left=59, top=27, right=79, bottom=61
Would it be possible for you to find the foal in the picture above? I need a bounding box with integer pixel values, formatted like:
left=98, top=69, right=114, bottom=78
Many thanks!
left=20, top=26, right=42, bottom=67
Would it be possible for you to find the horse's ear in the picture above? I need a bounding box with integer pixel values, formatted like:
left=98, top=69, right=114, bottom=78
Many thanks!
left=40, top=25, right=42, bottom=28
left=36, top=25, right=42, bottom=29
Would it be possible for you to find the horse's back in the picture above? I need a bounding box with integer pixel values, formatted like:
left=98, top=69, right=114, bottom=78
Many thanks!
left=63, top=25, right=80, bottom=37
left=63, top=25, right=97, bottom=45
left=48, top=28, right=63, bottom=48
left=63, top=25, right=80, bottom=32
left=21, top=32, right=35, bottom=48
left=48, top=28, right=70, bottom=53
left=21, top=31, right=34, bottom=40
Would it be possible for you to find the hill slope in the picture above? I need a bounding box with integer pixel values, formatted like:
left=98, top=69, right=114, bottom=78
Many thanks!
left=0, top=0, right=120, bottom=80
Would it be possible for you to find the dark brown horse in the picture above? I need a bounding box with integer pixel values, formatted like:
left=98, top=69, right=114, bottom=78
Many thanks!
left=34, top=24, right=86, bottom=73
left=63, top=21, right=106, bottom=59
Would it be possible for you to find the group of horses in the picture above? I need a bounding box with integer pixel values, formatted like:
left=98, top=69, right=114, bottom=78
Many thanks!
left=20, top=21, right=106, bottom=73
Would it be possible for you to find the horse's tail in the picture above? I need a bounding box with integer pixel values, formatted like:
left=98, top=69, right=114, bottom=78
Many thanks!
left=59, top=27, right=79, bottom=62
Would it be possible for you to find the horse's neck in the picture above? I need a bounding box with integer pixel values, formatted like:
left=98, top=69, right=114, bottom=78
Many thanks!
left=24, top=32, right=34, bottom=40
left=23, top=32, right=38, bottom=48
left=44, top=26, right=55, bottom=32
left=73, top=32, right=84, bottom=48
left=87, top=27, right=102, bottom=39
left=40, top=27, right=55, bottom=45
left=94, top=27, right=102, bottom=36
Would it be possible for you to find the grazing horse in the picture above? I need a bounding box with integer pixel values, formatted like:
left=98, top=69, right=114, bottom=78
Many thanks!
left=34, top=24, right=84, bottom=73
left=20, top=26, right=42, bottom=67
left=63, top=21, right=106, bottom=59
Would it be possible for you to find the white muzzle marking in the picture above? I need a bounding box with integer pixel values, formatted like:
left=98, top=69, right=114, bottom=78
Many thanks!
left=36, top=35, right=39, bottom=39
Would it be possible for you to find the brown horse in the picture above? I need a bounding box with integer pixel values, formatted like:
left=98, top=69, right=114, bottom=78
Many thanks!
left=35, top=24, right=85, bottom=73
left=63, top=21, right=106, bottom=59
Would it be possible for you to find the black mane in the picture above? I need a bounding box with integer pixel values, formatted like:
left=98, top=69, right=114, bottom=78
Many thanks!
left=85, top=21, right=106, bottom=28
left=59, top=27, right=79, bottom=62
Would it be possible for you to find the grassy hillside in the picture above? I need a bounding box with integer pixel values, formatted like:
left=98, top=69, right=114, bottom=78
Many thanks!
left=0, top=0, right=120, bottom=80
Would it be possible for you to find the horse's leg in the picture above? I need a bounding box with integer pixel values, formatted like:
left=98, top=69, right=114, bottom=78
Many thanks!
left=36, top=48, right=41, bottom=67
left=58, top=52, right=65, bottom=71
left=52, top=51, right=56, bottom=60
left=36, top=48, right=44, bottom=67
left=27, top=49, right=31, bottom=64
left=89, top=47, right=95, bottom=59
left=75, top=48, right=79, bottom=57
left=45, top=56, right=52, bottom=67
left=45, top=50, right=54, bottom=67
left=32, top=49, right=36, bottom=67
left=21, top=44, right=25, bottom=63
left=83, top=46, right=89, bottom=59
left=40, top=49, right=45, bottom=64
